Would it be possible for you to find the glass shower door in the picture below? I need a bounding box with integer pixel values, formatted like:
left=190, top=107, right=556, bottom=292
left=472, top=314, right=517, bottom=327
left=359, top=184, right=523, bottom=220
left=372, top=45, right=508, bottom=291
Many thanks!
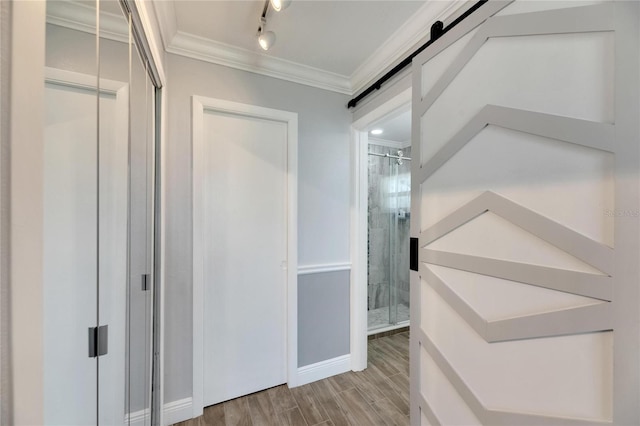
left=367, top=146, right=411, bottom=332
left=390, top=150, right=411, bottom=325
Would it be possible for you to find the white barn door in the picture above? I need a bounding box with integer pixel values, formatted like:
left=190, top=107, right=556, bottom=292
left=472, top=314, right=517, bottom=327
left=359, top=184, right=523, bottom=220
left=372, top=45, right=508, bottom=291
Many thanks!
left=410, top=1, right=639, bottom=425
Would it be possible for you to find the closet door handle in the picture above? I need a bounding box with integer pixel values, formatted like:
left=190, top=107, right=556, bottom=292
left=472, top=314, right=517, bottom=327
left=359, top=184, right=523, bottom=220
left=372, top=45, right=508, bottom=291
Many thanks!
left=88, top=325, right=108, bottom=357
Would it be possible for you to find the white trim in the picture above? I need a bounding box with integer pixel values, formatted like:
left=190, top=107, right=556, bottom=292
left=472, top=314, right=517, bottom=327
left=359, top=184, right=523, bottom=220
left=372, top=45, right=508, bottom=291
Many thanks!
left=45, top=0, right=129, bottom=44
left=368, top=137, right=411, bottom=150
left=43, top=0, right=469, bottom=97
left=192, top=96, right=298, bottom=416
left=350, top=128, right=368, bottom=372
left=134, top=0, right=167, bottom=87
left=351, top=0, right=468, bottom=94
left=126, top=397, right=194, bottom=426
left=297, top=262, right=351, bottom=275
left=163, top=397, right=193, bottom=426
left=0, top=1, right=6, bottom=420
left=169, top=31, right=351, bottom=95
left=45, top=0, right=167, bottom=88
left=192, top=96, right=205, bottom=418
left=352, top=74, right=413, bottom=125
left=156, top=85, right=168, bottom=426
left=296, top=354, right=351, bottom=387
left=350, top=89, right=413, bottom=374
left=10, top=2, right=46, bottom=422
left=150, top=0, right=177, bottom=52
left=45, top=67, right=125, bottom=95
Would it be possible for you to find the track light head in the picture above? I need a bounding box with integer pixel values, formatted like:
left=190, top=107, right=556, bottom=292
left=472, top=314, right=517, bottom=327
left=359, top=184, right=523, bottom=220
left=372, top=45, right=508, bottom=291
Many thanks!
left=258, top=30, right=276, bottom=50
left=270, top=0, right=292, bottom=12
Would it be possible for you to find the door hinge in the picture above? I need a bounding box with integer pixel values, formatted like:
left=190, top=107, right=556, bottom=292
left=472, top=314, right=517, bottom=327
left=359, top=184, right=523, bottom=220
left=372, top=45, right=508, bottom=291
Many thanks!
left=410, top=237, right=418, bottom=272
left=88, top=325, right=108, bottom=358
left=142, top=273, right=151, bottom=291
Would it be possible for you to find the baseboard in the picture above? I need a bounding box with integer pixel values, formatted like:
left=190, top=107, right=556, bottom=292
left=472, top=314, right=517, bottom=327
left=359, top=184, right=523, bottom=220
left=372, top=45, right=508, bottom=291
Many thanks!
left=157, top=356, right=349, bottom=424
left=126, top=397, right=193, bottom=426
left=296, top=354, right=351, bottom=386
left=163, top=397, right=193, bottom=425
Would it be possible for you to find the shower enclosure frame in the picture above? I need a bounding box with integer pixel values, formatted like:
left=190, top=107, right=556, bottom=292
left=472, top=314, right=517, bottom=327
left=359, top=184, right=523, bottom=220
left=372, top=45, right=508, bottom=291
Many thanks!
left=350, top=88, right=412, bottom=372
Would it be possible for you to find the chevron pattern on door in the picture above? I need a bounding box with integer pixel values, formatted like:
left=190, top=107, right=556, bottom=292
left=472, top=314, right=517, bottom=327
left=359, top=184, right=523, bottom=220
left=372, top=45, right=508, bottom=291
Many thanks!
left=410, top=1, right=639, bottom=425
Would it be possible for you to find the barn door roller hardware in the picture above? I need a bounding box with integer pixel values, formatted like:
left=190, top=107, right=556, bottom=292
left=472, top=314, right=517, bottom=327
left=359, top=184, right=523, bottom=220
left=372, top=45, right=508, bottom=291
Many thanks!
left=347, top=0, right=488, bottom=109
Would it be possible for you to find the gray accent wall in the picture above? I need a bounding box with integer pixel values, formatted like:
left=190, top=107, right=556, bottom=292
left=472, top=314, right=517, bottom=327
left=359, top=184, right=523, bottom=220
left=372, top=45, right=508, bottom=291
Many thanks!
left=298, top=271, right=351, bottom=367
left=164, top=53, right=352, bottom=404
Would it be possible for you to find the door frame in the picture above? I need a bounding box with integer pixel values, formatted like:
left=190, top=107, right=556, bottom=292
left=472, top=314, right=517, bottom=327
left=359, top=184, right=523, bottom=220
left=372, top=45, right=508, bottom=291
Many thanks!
left=350, top=87, right=412, bottom=371
left=191, top=96, right=298, bottom=417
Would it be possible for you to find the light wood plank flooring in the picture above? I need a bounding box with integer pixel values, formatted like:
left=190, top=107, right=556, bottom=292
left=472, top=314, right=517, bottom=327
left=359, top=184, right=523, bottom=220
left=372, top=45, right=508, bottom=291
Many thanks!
left=175, top=331, right=409, bottom=426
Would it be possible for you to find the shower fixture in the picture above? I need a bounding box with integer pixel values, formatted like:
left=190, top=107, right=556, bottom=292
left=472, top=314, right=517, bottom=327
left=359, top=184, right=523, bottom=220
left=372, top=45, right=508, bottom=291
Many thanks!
left=368, top=150, right=412, bottom=165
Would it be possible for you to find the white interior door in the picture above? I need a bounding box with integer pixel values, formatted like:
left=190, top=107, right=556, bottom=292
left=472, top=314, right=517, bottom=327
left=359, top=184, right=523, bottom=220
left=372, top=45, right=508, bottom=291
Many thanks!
left=410, top=1, right=639, bottom=424
left=200, top=102, right=289, bottom=406
left=43, top=71, right=128, bottom=425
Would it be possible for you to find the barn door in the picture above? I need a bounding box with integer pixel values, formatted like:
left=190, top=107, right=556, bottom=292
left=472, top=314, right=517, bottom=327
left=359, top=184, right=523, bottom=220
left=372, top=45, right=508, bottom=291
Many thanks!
left=410, top=1, right=639, bottom=425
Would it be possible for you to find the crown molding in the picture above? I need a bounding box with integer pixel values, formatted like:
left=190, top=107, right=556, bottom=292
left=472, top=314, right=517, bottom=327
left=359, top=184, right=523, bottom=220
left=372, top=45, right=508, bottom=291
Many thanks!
left=150, top=0, right=177, bottom=51
left=46, top=0, right=128, bottom=44
left=46, top=0, right=470, bottom=97
left=350, top=0, right=467, bottom=94
left=167, top=31, right=352, bottom=95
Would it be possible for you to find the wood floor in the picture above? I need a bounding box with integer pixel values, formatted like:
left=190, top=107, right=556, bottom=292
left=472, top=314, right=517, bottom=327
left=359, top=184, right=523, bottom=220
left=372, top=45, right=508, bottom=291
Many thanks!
left=175, top=331, right=410, bottom=426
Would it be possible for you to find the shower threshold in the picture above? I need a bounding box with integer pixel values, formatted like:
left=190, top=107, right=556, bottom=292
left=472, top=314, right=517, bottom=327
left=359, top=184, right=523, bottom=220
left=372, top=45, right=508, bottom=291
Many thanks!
left=367, top=320, right=410, bottom=336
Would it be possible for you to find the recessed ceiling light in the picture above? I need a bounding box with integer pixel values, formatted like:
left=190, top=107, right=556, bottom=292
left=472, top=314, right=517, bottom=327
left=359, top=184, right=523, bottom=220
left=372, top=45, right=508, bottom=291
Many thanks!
left=371, top=129, right=383, bottom=135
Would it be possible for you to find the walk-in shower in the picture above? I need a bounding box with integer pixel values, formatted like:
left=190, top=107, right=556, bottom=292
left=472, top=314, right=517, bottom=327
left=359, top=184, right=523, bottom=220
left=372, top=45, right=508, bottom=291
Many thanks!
left=367, top=144, right=411, bottom=332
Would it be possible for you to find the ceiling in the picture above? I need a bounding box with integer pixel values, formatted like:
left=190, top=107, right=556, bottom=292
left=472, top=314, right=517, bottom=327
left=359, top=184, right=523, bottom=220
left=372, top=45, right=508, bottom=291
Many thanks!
left=161, top=0, right=464, bottom=93
left=47, top=0, right=465, bottom=95
left=173, top=1, right=425, bottom=77
left=369, top=108, right=411, bottom=143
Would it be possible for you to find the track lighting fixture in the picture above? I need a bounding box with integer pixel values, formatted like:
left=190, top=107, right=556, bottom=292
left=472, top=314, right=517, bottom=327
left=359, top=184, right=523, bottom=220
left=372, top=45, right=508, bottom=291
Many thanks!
left=258, top=30, right=276, bottom=51
left=257, top=0, right=292, bottom=51
left=270, top=0, right=292, bottom=12
left=257, top=17, right=276, bottom=51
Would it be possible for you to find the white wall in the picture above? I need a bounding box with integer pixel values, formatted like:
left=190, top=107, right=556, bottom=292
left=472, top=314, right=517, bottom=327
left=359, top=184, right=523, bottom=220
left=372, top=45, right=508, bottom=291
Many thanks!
left=8, top=2, right=46, bottom=424
left=164, top=53, right=352, bottom=404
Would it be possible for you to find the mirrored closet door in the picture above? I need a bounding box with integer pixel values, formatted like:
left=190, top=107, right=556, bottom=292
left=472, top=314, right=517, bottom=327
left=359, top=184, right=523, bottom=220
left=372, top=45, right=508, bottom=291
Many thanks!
left=43, top=1, right=157, bottom=424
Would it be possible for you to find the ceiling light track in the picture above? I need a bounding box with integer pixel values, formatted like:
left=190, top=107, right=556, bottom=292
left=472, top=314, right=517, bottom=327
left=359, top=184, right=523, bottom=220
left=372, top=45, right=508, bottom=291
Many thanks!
left=256, top=0, right=292, bottom=51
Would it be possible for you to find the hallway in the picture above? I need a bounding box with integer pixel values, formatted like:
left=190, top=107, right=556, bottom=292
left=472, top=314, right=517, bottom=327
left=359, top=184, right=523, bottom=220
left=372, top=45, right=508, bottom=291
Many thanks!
left=176, top=331, right=409, bottom=426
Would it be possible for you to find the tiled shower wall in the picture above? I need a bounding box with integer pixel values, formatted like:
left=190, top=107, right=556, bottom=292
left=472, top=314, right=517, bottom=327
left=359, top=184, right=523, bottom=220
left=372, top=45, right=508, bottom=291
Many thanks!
left=367, top=144, right=411, bottom=314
